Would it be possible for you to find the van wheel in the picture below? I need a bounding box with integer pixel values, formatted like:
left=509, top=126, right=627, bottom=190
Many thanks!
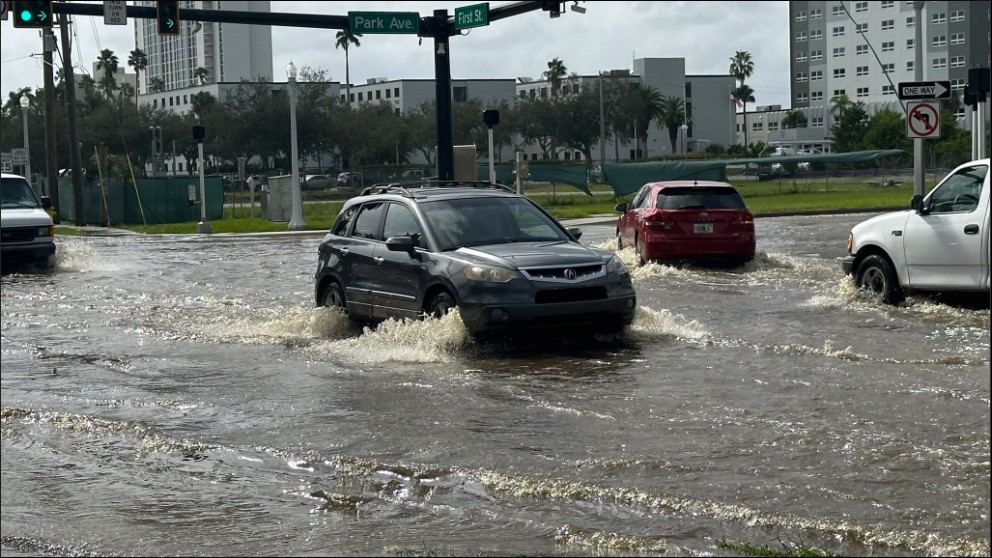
left=427, top=291, right=456, bottom=319
left=856, top=255, right=904, bottom=305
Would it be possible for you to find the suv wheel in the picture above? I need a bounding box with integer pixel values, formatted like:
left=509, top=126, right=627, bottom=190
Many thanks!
left=427, top=291, right=456, bottom=319
left=856, top=255, right=904, bottom=305
left=321, top=281, right=347, bottom=312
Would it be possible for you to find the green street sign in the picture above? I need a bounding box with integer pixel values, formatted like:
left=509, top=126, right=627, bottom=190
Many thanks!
left=455, top=3, right=489, bottom=30
left=348, top=12, right=419, bottom=34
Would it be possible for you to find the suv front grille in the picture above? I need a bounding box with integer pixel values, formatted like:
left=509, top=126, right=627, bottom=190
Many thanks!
left=521, top=263, right=603, bottom=282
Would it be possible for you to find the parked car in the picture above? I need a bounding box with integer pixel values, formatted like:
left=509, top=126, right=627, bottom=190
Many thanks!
left=314, top=181, right=637, bottom=336
left=615, top=180, right=755, bottom=266
left=842, top=158, right=990, bottom=304
left=336, top=171, right=363, bottom=186
left=1, top=173, right=56, bottom=270
left=303, top=174, right=333, bottom=190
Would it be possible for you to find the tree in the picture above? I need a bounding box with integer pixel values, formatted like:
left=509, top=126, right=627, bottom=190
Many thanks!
left=830, top=95, right=869, bottom=152
left=543, top=57, right=567, bottom=97
left=335, top=29, right=363, bottom=102
left=127, top=48, right=148, bottom=110
left=96, top=49, right=119, bottom=100
left=148, top=77, right=166, bottom=93
left=656, top=95, right=691, bottom=155
left=193, top=67, right=209, bottom=86
left=729, top=50, right=755, bottom=146
left=781, top=109, right=808, bottom=129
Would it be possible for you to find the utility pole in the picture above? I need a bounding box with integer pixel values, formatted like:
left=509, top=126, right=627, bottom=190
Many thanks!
left=59, top=13, right=85, bottom=225
left=43, top=28, right=60, bottom=222
left=912, top=1, right=925, bottom=198
left=431, top=9, right=454, bottom=180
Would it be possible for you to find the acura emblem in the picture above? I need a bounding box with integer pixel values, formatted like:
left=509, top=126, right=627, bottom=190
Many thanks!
left=564, top=268, right=577, bottom=280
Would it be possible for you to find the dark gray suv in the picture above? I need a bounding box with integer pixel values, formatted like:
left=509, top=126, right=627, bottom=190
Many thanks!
left=314, top=181, right=636, bottom=336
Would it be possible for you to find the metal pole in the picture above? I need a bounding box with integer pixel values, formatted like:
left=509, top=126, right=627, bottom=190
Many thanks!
left=913, top=1, right=925, bottom=198
left=43, top=28, right=60, bottom=219
left=60, top=13, right=85, bottom=225
left=599, top=72, right=605, bottom=167
left=21, top=101, right=32, bottom=187
left=515, top=151, right=522, bottom=195
left=196, top=141, right=212, bottom=234
left=487, top=127, right=496, bottom=183
left=978, top=102, right=988, bottom=159
left=287, top=68, right=306, bottom=230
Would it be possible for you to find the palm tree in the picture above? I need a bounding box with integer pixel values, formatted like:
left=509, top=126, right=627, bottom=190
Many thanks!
left=193, top=67, right=209, bottom=86
left=96, top=48, right=119, bottom=100
left=729, top=50, right=755, bottom=145
left=148, top=77, right=166, bottom=93
left=127, top=48, right=148, bottom=110
left=781, top=109, right=808, bottom=129
left=543, top=57, right=567, bottom=97
left=630, top=84, right=663, bottom=158
left=335, top=29, right=363, bottom=104
left=656, top=95, right=691, bottom=155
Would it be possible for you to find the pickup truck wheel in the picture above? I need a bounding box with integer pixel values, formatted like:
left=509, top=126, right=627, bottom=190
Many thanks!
left=856, top=255, right=904, bottom=305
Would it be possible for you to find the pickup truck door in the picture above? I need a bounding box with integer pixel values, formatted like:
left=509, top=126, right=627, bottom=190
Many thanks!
left=902, top=162, right=989, bottom=289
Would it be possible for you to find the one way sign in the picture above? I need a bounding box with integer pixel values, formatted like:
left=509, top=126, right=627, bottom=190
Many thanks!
left=898, top=80, right=952, bottom=100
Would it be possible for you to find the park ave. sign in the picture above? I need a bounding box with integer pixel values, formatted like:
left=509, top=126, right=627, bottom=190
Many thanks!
left=898, top=80, right=952, bottom=100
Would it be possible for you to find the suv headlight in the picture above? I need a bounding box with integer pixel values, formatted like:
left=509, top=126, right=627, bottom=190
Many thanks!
left=606, top=255, right=629, bottom=276
left=464, top=264, right=520, bottom=283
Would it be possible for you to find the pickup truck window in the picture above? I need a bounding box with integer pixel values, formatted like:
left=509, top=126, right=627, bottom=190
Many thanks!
left=928, top=164, right=987, bottom=214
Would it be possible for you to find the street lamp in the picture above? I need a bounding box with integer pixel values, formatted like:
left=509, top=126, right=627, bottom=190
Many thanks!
left=681, top=124, right=689, bottom=158
left=598, top=71, right=606, bottom=167
left=286, top=60, right=306, bottom=230
left=20, top=95, right=32, bottom=186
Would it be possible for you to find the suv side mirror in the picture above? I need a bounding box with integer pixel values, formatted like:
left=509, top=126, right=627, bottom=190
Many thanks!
left=386, top=236, right=416, bottom=252
left=614, top=202, right=627, bottom=213
left=910, top=194, right=925, bottom=213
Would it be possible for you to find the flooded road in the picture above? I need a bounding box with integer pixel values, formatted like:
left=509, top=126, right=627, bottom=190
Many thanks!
left=2, top=214, right=989, bottom=557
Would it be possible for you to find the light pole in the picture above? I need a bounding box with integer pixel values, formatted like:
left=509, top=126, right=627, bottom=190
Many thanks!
left=193, top=121, right=212, bottom=234
left=681, top=124, right=688, bottom=158
left=598, top=71, right=606, bottom=167
left=20, top=95, right=31, bottom=186
left=286, top=61, right=306, bottom=230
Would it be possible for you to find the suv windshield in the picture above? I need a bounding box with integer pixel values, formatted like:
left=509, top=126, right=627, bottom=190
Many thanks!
left=419, top=196, right=570, bottom=251
left=1, top=177, right=42, bottom=209
left=657, top=187, right=746, bottom=210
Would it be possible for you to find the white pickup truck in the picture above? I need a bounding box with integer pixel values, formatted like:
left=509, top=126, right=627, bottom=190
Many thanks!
left=841, top=158, right=990, bottom=304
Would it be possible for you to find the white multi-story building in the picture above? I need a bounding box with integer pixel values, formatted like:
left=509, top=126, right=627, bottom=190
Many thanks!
left=740, top=0, right=990, bottom=151
left=135, top=0, right=273, bottom=114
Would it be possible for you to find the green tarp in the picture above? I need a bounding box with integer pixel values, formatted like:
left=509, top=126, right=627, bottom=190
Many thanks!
left=476, top=163, right=592, bottom=195
left=56, top=176, right=224, bottom=225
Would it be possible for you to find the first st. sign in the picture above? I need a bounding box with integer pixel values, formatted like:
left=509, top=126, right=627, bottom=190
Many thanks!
left=348, top=12, right=419, bottom=34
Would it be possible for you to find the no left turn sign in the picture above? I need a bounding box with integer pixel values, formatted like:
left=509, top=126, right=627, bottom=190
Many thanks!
left=906, top=101, right=941, bottom=139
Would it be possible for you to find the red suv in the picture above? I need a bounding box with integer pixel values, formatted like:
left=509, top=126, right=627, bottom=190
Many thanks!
left=615, top=180, right=755, bottom=266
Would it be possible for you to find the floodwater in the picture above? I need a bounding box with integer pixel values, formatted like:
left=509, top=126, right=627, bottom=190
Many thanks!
left=1, top=214, right=989, bottom=557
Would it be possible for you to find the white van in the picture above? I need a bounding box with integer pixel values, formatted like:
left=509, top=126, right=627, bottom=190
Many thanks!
left=1, top=173, right=56, bottom=270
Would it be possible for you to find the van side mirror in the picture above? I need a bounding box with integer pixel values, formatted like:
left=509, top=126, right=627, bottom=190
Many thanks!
left=41, top=196, right=53, bottom=210
left=614, top=202, right=627, bottom=213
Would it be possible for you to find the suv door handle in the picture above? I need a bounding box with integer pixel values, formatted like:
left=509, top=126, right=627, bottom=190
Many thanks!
left=374, top=256, right=384, bottom=264
left=340, top=247, right=349, bottom=255
left=964, top=224, right=979, bottom=234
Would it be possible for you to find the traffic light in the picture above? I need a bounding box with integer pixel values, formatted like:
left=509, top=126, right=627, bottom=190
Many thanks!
left=541, top=1, right=562, bottom=18
left=12, top=1, right=53, bottom=28
left=157, top=0, right=181, bottom=36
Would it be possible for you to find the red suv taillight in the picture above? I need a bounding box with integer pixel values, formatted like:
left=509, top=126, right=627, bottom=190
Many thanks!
left=644, top=210, right=673, bottom=228
left=732, top=211, right=754, bottom=227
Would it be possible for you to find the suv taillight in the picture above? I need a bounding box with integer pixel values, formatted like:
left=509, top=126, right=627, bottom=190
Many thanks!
left=645, top=210, right=673, bottom=228
left=732, top=211, right=754, bottom=227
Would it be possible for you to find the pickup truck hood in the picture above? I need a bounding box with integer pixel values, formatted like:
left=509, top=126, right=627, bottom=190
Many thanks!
left=457, top=241, right=607, bottom=268
left=852, top=209, right=911, bottom=237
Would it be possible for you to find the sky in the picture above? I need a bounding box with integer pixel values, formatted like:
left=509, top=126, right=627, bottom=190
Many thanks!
left=0, top=1, right=792, bottom=107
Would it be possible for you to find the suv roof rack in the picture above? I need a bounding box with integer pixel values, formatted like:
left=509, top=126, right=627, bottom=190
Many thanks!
left=359, top=179, right=515, bottom=197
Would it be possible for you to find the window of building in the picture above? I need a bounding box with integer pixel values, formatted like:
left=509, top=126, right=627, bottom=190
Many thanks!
left=394, top=87, right=399, bottom=97
left=857, top=65, right=869, bottom=76
left=811, top=49, right=823, bottom=61
left=832, top=26, right=845, bottom=37
left=857, top=22, right=868, bottom=33
left=341, top=94, right=346, bottom=102
left=906, top=61, right=914, bottom=72
left=950, top=9, right=965, bottom=22
left=855, top=1, right=868, bottom=12
left=375, top=90, right=382, bottom=100
left=795, top=10, right=807, bottom=21
left=881, top=41, right=894, bottom=52
left=768, top=122, right=780, bottom=131
left=811, top=70, right=823, bottom=81
left=811, top=91, right=824, bottom=101
left=349, top=93, right=355, bottom=102
left=810, top=29, right=823, bottom=40
left=882, top=63, right=895, bottom=73
left=153, top=99, right=158, bottom=108
left=856, top=44, right=868, bottom=55
left=932, top=57, right=947, bottom=69
left=810, top=8, right=822, bottom=18
left=169, top=97, right=173, bottom=106
left=796, top=52, right=807, bottom=62
left=906, top=38, right=914, bottom=49
left=832, top=5, right=844, bottom=15
left=183, top=94, right=188, bottom=104
left=358, top=92, right=363, bottom=101
left=796, top=31, right=807, bottom=42
left=951, top=78, right=965, bottom=91
left=833, top=47, right=846, bottom=57
left=906, top=15, right=915, bottom=27
left=796, top=72, right=808, bottom=82
left=833, top=89, right=846, bottom=97
left=881, top=0, right=894, bottom=7
left=833, top=68, right=846, bottom=78
left=386, top=88, right=391, bottom=99
left=882, top=84, right=895, bottom=95
left=950, top=32, right=965, bottom=45
left=752, top=122, right=763, bottom=131
left=454, top=86, right=468, bottom=102
left=932, top=35, right=946, bottom=46
left=797, top=92, right=808, bottom=103
left=950, top=55, right=965, bottom=68
left=857, top=87, right=869, bottom=97
left=812, top=116, right=824, bottom=127
left=931, top=12, right=946, bottom=24
left=881, top=19, right=894, bottom=30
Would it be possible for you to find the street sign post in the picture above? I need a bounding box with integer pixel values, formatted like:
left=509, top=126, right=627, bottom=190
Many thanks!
left=455, top=3, right=489, bottom=30
left=898, top=80, right=952, bottom=100
left=103, top=0, right=126, bottom=25
left=348, top=11, right=419, bottom=34
left=906, top=101, right=941, bottom=139
left=11, top=148, right=28, bottom=165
